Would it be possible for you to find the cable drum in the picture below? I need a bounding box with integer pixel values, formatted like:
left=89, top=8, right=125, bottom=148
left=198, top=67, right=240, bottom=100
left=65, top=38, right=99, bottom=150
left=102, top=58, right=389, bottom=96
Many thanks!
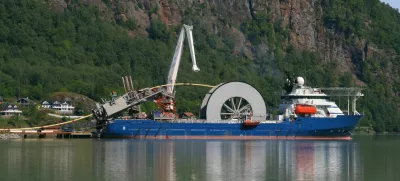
left=200, top=82, right=267, bottom=122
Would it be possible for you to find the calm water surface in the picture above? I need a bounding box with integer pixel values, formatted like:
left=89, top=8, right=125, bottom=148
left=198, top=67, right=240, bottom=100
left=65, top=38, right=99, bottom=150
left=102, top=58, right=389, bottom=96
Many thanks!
left=0, top=136, right=399, bottom=181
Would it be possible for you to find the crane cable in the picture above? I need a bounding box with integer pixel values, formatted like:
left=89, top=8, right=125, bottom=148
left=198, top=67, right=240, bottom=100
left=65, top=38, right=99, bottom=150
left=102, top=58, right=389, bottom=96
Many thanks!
left=150, top=83, right=215, bottom=89
left=0, top=82, right=214, bottom=131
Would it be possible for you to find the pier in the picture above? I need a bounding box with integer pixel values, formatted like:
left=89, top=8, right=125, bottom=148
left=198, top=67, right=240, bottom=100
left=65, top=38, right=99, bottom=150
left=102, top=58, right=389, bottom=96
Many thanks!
left=0, top=114, right=93, bottom=139
left=3, top=130, right=92, bottom=139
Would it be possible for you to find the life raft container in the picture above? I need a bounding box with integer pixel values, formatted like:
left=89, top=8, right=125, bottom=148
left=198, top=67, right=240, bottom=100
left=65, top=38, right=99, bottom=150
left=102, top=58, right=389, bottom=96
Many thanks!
left=295, top=104, right=317, bottom=114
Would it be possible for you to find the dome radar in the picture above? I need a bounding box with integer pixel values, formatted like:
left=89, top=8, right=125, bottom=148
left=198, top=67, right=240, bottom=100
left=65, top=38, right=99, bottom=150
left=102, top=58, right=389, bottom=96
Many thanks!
left=296, top=77, right=305, bottom=86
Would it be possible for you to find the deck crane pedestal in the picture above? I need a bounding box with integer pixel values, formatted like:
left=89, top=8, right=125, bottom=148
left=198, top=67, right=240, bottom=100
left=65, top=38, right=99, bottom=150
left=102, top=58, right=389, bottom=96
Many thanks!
left=92, top=25, right=200, bottom=133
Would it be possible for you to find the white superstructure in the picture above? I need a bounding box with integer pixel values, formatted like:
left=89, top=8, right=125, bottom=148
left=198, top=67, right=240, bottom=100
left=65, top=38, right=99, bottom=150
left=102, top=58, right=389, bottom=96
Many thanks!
left=278, top=77, right=363, bottom=120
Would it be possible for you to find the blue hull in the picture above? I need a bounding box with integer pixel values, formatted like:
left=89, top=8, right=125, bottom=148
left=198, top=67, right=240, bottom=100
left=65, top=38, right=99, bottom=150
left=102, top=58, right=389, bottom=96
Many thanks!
left=101, top=115, right=362, bottom=140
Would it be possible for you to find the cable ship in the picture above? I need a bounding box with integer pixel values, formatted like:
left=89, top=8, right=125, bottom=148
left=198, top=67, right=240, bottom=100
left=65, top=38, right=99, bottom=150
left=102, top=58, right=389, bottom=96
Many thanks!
left=92, top=25, right=364, bottom=140
left=95, top=77, right=363, bottom=140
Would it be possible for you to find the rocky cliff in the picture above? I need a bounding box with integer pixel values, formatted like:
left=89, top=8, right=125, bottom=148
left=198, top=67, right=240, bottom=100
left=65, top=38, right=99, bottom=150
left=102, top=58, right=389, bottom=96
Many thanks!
left=48, top=0, right=393, bottom=85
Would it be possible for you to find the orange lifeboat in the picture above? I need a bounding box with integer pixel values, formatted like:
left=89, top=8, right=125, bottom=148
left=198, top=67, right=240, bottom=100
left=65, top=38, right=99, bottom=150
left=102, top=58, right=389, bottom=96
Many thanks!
left=243, top=120, right=260, bottom=127
left=242, top=112, right=259, bottom=127
left=295, top=104, right=317, bottom=114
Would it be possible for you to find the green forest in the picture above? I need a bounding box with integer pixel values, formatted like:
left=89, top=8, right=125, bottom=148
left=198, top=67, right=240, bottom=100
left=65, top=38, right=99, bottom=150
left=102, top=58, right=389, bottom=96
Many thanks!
left=0, top=0, right=400, bottom=132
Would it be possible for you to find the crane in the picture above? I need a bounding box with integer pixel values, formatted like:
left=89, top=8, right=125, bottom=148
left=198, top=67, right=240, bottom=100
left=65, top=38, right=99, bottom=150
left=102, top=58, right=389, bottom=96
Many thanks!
left=92, top=24, right=200, bottom=124
left=166, top=25, right=200, bottom=94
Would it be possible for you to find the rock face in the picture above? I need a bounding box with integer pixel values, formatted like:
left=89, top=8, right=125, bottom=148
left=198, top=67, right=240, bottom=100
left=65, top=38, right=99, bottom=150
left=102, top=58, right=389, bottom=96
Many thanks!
left=49, top=0, right=378, bottom=76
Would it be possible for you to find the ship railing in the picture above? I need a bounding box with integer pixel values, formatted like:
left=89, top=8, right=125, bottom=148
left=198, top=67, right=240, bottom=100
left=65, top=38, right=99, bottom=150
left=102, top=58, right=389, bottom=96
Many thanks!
left=158, top=119, right=284, bottom=124
left=166, top=119, right=240, bottom=124
left=260, top=120, right=284, bottom=124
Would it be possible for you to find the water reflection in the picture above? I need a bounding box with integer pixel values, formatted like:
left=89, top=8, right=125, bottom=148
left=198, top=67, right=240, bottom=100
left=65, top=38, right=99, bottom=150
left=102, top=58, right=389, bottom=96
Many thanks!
left=93, top=140, right=363, bottom=181
left=0, top=139, right=93, bottom=181
left=4, top=137, right=400, bottom=181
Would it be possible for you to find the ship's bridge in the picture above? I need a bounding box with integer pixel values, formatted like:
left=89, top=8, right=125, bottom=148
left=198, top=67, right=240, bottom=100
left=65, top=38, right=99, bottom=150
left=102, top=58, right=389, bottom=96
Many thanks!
left=281, top=84, right=331, bottom=105
left=280, top=76, right=364, bottom=116
left=281, top=87, right=365, bottom=116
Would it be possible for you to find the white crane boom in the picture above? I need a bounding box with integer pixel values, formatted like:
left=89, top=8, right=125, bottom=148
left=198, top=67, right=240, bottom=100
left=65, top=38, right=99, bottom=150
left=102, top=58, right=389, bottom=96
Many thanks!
left=166, top=25, right=200, bottom=94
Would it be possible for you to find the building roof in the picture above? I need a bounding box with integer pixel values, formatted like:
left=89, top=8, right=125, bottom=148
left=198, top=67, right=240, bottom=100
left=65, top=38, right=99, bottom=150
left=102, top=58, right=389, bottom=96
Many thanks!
left=1, top=104, right=21, bottom=111
left=61, top=101, right=72, bottom=105
left=41, top=100, right=73, bottom=106
left=17, top=97, right=36, bottom=105
left=17, top=97, right=29, bottom=102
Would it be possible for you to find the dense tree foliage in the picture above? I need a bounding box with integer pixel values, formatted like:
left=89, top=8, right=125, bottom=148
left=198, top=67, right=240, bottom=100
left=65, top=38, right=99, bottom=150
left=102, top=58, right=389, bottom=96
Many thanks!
left=0, top=0, right=282, bottom=122
left=323, top=0, right=400, bottom=52
left=322, top=0, right=400, bottom=132
left=0, top=0, right=400, bottom=132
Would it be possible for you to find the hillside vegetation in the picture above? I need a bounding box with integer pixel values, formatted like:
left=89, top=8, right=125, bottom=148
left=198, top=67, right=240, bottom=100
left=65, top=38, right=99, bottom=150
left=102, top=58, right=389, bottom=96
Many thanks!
left=0, top=0, right=400, bottom=132
left=323, top=0, right=400, bottom=132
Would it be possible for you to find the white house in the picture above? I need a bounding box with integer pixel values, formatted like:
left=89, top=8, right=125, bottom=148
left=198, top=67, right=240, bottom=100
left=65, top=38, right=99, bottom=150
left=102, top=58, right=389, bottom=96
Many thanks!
left=41, top=101, right=51, bottom=108
left=42, top=100, right=75, bottom=114
left=1, top=104, right=22, bottom=116
left=59, top=101, right=75, bottom=114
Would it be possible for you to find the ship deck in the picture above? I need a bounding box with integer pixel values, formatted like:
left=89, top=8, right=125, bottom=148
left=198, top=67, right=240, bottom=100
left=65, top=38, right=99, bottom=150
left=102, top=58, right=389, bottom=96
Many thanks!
left=120, top=119, right=284, bottom=124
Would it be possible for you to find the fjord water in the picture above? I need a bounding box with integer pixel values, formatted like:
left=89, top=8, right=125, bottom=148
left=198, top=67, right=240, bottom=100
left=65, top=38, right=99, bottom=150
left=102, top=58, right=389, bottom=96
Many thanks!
left=0, top=136, right=399, bottom=181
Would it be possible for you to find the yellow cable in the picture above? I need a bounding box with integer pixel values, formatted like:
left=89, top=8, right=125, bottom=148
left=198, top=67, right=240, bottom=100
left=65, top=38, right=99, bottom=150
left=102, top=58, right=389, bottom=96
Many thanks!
left=0, top=114, right=93, bottom=131
left=151, top=83, right=215, bottom=89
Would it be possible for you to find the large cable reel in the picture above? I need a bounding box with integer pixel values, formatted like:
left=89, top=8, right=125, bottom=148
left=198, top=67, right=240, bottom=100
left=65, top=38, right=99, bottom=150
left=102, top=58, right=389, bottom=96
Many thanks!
left=200, top=82, right=267, bottom=122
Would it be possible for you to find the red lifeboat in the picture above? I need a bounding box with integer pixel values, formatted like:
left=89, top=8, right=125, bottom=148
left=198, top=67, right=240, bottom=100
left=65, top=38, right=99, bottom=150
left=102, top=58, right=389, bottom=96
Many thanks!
left=295, top=104, right=317, bottom=114
left=243, top=120, right=260, bottom=127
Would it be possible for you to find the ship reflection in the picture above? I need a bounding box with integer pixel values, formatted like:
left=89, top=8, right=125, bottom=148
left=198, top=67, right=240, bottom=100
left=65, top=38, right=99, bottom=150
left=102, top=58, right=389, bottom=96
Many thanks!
left=92, top=139, right=364, bottom=181
left=94, top=140, right=178, bottom=181
left=284, top=141, right=362, bottom=181
left=0, top=139, right=363, bottom=181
